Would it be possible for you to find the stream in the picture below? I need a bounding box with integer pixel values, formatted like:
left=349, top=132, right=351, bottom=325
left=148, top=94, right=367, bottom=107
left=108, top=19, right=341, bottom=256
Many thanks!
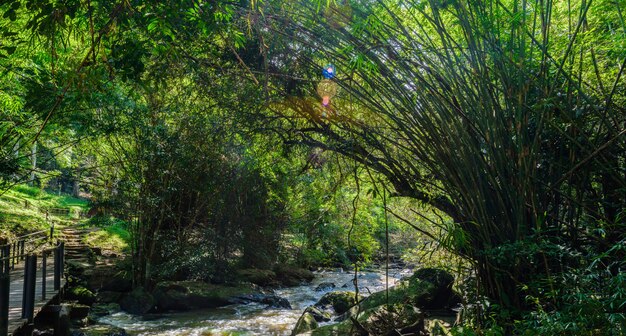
left=97, top=267, right=413, bottom=336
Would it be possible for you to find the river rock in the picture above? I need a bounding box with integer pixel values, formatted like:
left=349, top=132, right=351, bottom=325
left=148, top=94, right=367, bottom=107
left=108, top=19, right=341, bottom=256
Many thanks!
left=315, top=291, right=362, bottom=315
left=152, top=281, right=257, bottom=311
left=234, top=293, right=292, bottom=309
left=314, top=282, right=335, bottom=292
left=119, top=286, right=156, bottom=315
left=309, top=304, right=424, bottom=335
left=291, top=312, right=318, bottom=335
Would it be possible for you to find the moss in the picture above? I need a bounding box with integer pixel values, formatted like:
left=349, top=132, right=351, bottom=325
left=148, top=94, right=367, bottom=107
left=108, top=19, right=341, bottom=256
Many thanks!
left=66, top=286, right=96, bottom=305
left=292, top=312, right=319, bottom=335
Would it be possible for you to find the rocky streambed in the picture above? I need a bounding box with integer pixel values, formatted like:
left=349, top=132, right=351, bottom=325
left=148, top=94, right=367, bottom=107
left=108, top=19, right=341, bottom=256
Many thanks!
left=35, top=259, right=458, bottom=336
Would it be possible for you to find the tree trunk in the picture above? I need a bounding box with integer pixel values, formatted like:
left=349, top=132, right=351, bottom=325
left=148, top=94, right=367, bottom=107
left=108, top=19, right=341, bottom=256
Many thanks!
left=29, top=142, right=37, bottom=186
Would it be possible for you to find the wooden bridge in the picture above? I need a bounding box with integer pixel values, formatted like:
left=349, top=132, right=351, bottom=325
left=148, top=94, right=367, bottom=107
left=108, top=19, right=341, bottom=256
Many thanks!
left=0, top=229, right=65, bottom=336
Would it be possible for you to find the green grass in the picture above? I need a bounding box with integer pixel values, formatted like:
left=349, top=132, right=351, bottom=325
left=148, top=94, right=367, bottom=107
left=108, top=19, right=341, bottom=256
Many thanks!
left=83, top=216, right=130, bottom=253
left=0, top=184, right=91, bottom=241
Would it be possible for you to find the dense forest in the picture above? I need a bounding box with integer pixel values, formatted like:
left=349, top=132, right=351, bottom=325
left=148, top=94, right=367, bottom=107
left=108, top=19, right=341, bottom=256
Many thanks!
left=1, top=0, right=625, bottom=334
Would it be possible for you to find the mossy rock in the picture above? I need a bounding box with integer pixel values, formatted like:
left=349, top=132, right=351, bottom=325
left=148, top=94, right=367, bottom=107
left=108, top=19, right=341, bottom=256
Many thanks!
left=315, top=291, right=362, bottom=315
left=66, top=286, right=96, bottom=306
left=291, top=312, right=319, bottom=335
left=358, top=304, right=423, bottom=335
left=274, top=265, right=314, bottom=286
left=152, top=281, right=258, bottom=311
left=310, top=304, right=423, bottom=336
left=236, top=268, right=277, bottom=287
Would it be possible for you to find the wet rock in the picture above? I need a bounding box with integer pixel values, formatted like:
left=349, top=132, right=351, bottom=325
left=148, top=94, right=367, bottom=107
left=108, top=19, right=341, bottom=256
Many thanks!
left=66, top=286, right=97, bottom=306
left=152, top=281, right=258, bottom=311
left=234, top=293, right=292, bottom=309
left=32, top=329, right=54, bottom=336
left=315, top=291, right=362, bottom=315
left=314, top=282, right=336, bottom=292
left=262, top=295, right=291, bottom=309
left=236, top=268, right=278, bottom=287
left=119, top=286, right=156, bottom=315
left=274, top=265, right=315, bottom=287
left=291, top=312, right=318, bottom=335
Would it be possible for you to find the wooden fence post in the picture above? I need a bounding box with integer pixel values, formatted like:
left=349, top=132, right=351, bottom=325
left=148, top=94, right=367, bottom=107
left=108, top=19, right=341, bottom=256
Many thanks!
left=22, top=255, right=36, bottom=321
left=41, top=251, right=47, bottom=301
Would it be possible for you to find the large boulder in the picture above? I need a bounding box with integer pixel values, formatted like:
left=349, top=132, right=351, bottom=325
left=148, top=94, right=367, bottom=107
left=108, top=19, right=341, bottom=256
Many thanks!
left=152, top=281, right=258, bottom=311
left=119, top=287, right=156, bottom=315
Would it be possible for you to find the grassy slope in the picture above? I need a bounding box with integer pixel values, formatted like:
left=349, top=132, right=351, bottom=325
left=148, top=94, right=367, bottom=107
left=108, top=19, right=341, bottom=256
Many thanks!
left=0, top=184, right=89, bottom=241
left=83, top=216, right=131, bottom=252
left=0, top=184, right=130, bottom=253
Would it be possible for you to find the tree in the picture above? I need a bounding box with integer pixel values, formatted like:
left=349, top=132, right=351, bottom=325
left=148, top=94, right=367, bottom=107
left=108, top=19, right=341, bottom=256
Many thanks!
left=246, top=0, right=626, bottom=313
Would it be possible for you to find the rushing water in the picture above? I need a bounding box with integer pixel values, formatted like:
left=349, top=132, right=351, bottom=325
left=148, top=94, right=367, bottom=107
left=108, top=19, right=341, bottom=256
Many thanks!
left=97, top=267, right=413, bottom=336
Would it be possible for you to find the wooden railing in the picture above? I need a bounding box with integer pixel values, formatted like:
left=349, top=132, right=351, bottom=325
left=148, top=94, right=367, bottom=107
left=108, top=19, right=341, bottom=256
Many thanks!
left=0, top=228, right=64, bottom=336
